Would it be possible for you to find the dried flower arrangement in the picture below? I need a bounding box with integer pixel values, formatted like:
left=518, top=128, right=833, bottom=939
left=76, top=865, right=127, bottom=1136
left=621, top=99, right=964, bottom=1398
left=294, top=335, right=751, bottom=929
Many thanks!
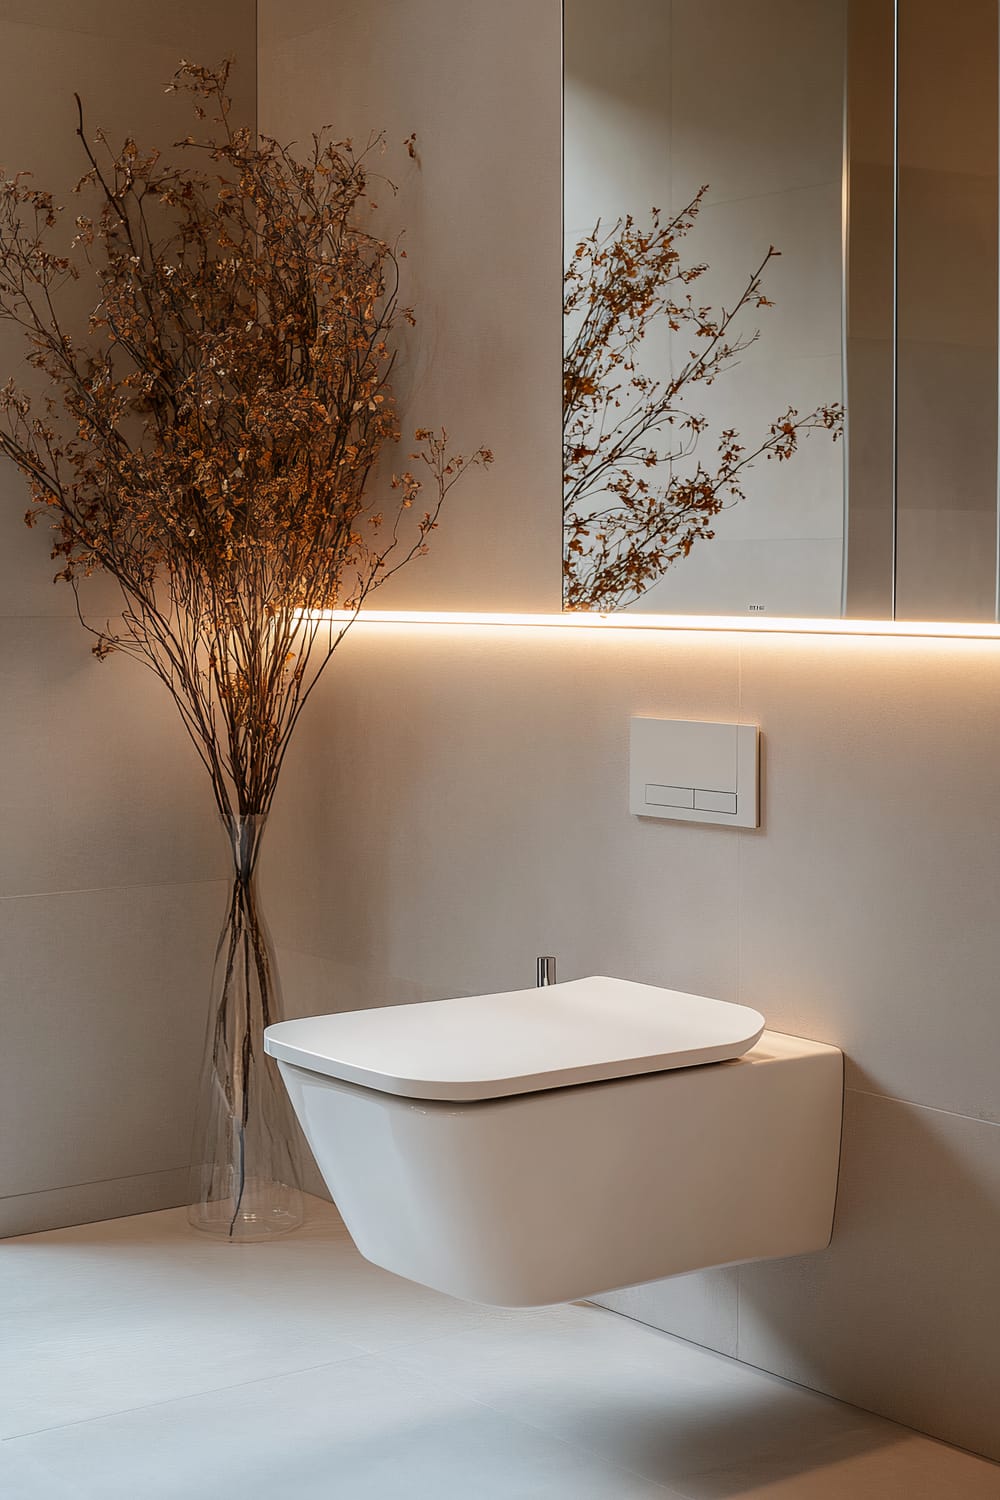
left=563, top=190, right=842, bottom=612
left=0, top=60, right=492, bottom=1238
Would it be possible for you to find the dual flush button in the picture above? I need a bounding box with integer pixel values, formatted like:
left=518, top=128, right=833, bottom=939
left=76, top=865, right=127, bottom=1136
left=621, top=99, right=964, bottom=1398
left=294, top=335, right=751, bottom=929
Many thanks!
left=629, top=719, right=760, bottom=829
left=645, top=784, right=739, bottom=816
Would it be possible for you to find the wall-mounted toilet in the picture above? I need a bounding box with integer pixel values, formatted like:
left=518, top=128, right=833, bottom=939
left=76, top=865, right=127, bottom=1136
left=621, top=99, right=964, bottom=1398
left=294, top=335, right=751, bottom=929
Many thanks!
left=264, top=976, right=843, bottom=1308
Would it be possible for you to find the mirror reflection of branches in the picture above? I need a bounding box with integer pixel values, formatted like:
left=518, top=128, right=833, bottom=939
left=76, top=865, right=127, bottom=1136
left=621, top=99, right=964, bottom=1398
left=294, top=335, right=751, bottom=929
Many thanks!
left=563, top=192, right=843, bottom=612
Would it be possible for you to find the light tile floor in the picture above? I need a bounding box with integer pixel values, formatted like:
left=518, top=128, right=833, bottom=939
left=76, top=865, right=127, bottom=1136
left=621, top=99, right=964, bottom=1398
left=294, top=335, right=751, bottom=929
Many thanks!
left=1, top=1196, right=997, bottom=1498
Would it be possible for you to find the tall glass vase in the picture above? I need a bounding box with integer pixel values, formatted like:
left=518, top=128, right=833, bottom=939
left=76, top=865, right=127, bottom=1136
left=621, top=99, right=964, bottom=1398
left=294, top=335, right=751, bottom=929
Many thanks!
left=187, top=813, right=304, bottom=1240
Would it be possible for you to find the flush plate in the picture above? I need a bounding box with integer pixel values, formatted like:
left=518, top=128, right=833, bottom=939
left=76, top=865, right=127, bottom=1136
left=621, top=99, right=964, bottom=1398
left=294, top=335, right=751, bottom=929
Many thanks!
left=629, top=718, right=760, bottom=828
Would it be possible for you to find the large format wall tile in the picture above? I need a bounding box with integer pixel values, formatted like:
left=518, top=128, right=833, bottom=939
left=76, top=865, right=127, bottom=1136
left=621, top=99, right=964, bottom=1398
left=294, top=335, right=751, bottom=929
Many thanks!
left=0, top=880, right=225, bottom=1200
left=0, top=5, right=256, bottom=620
left=263, top=617, right=1000, bottom=1463
left=264, top=624, right=743, bottom=1010
left=736, top=1089, right=1000, bottom=1461
left=0, top=0, right=257, bottom=1237
left=738, top=632, right=1000, bottom=1122
left=0, top=0, right=253, bottom=48
left=0, top=619, right=227, bottom=899
left=257, top=2, right=1000, bottom=1464
left=0, top=1167, right=189, bottom=1240
left=597, top=1269, right=740, bottom=1360
left=259, top=0, right=563, bottom=614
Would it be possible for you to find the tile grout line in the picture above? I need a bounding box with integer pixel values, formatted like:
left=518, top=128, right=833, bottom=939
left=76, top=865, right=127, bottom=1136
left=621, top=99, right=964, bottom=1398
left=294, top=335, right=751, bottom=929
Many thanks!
left=0, top=876, right=227, bottom=905
left=594, top=1301, right=1000, bottom=1473
left=371, top=1343, right=684, bottom=1496
left=3, top=1331, right=684, bottom=1494
left=0, top=1349, right=376, bottom=1444
left=846, top=1084, right=1000, bottom=1130
left=0, top=1164, right=188, bottom=1209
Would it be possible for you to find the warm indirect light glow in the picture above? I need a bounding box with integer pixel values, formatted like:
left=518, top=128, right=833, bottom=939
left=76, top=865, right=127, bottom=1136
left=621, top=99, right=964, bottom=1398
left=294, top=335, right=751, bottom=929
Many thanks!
left=308, top=609, right=1000, bottom=640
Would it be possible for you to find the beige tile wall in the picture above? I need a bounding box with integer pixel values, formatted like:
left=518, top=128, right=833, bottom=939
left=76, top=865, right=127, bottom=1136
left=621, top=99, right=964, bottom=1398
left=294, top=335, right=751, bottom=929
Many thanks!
left=261, top=623, right=1000, bottom=1464
left=0, top=2, right=254, bottom=1236
left=260, top=0, right=562, bottom=616
left=260, top=0, right=1000, bottom=1462
left=1, top=0, right=995, bottom=1468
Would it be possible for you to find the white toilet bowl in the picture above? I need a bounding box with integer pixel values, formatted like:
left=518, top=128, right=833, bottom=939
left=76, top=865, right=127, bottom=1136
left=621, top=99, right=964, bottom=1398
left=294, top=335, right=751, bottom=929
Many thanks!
left=264, top=976, right=843, bottom=1308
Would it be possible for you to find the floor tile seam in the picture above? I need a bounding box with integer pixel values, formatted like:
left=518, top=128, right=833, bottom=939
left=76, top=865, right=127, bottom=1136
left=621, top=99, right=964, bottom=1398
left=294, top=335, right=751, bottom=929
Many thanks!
left=357, top=1300, right=631, bottom=1359
left=846, top=1084, right=1000, bottom=1130
left=392, top=1314, right=994, bottom=1486
left=0, top=1347, right=376, bottom=1443
left=594, top=1301, right=747, bottom=1370
left=1, top=1345, right=683, bottom=1496
left=346, top=1314, right=535, bottom=1358
left=653, top=1421, right=933, bottom=1497
left=0, top=1166, right=189, bottom=1211
left=370, top=1345, right=692, bottom=1496
left=0, top=875, right=228, bottom=905
left=705, top=1342, right=1000, bottom=1467
left=595, top=1304, right=925, bottom=1437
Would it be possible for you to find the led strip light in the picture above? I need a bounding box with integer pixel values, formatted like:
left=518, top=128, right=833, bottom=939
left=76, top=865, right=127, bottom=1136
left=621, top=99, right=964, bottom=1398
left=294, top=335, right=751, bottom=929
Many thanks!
left=308, top=609, right=1000, bottom=640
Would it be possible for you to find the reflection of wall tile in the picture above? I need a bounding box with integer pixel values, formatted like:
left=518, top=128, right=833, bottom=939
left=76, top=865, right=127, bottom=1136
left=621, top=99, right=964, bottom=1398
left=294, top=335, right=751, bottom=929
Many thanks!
left=564, top=0, right=673, bottom=239
left=671, top=0, right=846, bottom=208
left=564, top=2, right=845, bottom=617
left=679, top=354, right=844, bottom=545
left=692, top=185, right=844, bottom=363
left=637, top=537, right=843, bottom=617
left=737, top=1090, right=1000, bottom=1461
left=564, top=81, right=672, bottom=242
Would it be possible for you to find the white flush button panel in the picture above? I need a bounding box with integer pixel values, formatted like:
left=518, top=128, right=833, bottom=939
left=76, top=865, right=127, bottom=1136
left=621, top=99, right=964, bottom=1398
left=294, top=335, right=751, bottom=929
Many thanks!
left=629, top=718, right=759, bottom=828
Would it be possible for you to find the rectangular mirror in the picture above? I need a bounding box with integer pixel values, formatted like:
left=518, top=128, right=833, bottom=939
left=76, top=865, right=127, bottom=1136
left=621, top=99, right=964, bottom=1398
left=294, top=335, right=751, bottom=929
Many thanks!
left=563, top=0, right=1000, bottom=622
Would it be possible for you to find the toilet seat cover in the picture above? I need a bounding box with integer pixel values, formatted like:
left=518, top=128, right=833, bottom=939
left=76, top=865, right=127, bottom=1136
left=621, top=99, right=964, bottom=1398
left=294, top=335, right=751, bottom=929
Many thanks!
left=263, top=976, right=765, bottom=1102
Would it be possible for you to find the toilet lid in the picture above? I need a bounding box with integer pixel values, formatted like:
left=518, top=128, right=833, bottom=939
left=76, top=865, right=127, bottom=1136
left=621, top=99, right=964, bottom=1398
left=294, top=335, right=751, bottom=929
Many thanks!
left=263, top=976, right=765, bottom=1102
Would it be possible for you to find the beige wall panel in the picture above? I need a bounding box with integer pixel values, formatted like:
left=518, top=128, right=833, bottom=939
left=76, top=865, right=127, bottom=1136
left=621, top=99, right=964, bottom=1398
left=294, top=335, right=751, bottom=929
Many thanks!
left=0, top=1, right=256, bottom=1226
left=738, top=631, right=1000, bottom=1121
left=257, top=0, right=1000, bottom=1458
left=0, top=881, right=225, bottom=1198
left=259, top=0, right=562, bottom=613
left=738, top=1089, right=1000, bottom=1460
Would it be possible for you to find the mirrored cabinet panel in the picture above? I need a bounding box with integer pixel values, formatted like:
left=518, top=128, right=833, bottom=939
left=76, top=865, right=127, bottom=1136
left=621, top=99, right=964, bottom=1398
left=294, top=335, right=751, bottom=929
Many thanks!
left=563, top=0, right=1000, bottom=621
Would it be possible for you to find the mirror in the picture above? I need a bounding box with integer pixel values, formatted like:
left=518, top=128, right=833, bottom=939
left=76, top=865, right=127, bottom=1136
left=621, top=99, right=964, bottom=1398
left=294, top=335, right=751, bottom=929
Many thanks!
left=563, top=0, right=1000, bottom=621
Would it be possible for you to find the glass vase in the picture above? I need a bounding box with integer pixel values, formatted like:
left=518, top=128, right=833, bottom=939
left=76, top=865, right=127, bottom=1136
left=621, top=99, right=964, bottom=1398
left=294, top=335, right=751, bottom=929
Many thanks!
left=187, top=813, right=304, bottom=1240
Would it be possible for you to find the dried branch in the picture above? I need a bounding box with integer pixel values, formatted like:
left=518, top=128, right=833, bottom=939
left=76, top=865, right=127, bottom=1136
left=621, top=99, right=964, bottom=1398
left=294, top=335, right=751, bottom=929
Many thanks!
left=563, top=193, right=842, bottom=611
left=0, top=61, right=493, bottom=822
